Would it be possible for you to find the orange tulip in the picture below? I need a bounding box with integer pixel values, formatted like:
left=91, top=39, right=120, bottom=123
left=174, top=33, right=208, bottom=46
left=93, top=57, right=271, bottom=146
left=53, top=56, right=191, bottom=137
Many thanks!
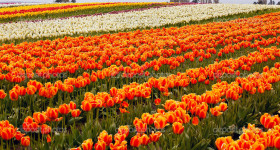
left=47, top=134, right=52, bottom=143
left=135, top=122, right=147, bottom=134
left=141, top=134, right=150, bottom=145
left=205, top=79, right=210, bottom=85
left=149, top=131, right=162, bottom=142
left=154, top=98, right=161, bottom=105
left=114, top=133, right=126, bottom=142
left=172, top=122, right=184, bottom=134
left=1, top=127, right=16, bottom=140
left=109, top=140, right=127, bottom=150
left=82, top=139, right=93, bottom=150
left=215, top=137, right=233, bottom=150
left=71, top=109, right=81, bottom=118
left=30, top=122, right=39, bottom=132
left=181, top=113, right=191, bottom=124
left=15, top=131, right=24, bottom=141
left=81, top=101, right=92, bottom=112
left=46, top=107, right=59, bottom=120
left=70, top=147, right=81, bottom=150
left=24, top=116, right=33, bottom=124
left=192, top=116, right=199, bottom=126
left=165, top=112, right=176, bottom=123
left=251, top=142, right=265, bottom=150
left=9, top=90, right=18, bottom=101
left=119, top=108, right=129, bottom=114
left=117, top=126, right=129, bottom=137
left=33, top=112, right=47, bottom=124
left=0, top=90, right=6, bottom=99
left=58, top=103, right=70, bottom=115
left=21, top=136, right=30, bottom=147
left=274, top=137, right=280, bottom=149
left=26, top=85, right=36, bottom=95
left=94, top=140, right=106, bottom=150
left=41, top=124, right=51, bottom=135
left=210, top=107, right=222, bottom=117
left=154, top=116, right=168, bottom=129
left=98, top=130, right=112, bottom=146
left=142, top=114, right=154, bottom=125
left=258, top=86, right=265, bottom=94
left=69, top=101, right=76, bottom=110
left=219, top=102, right=228, bottom=112
left=130, top=135, right=142, bottom=147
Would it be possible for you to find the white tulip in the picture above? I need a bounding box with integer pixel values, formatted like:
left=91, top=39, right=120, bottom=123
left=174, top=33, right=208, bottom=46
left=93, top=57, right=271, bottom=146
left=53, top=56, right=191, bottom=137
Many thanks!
left=0, top=4, right=279, bottom=42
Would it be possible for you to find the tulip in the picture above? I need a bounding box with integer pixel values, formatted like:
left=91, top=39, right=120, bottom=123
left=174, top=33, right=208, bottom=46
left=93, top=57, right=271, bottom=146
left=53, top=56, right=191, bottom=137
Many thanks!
left=58, top=103, right=70, bottom=115
left=82, top=139, right=93, bottom=150
left=41, top=124, right=51, bottom=135
left=114, top=133, right=126, bottom=142
left=219, top=102, right=228, bottom=112
left=9, top=90, right=18, bottom=101
left=0, top=90, right=7, bottom=99
left=15, top=131, right=25, bottom=141
left=69, top=101, right=76, bottom=110
left=165, top=112, right=176, bottom=123
left=81, top=101, right=92, bottom=112
left=21, top=136, right=30, bottom=147
left=192, top=116, right=199, bottom=126
left=24, top=116, right=33, bottom=124
left=98, top=131, right=112, bottom=146
left=130, top=135, right=142, bottom=147
left=47, top=134, right=52, bottom=143
left=33, top=112, right=47, bottom=124
left=70, top=147, right=81, bottom=150
left=26, top=85, right=36, bottom=95
left=94, top=140, right=106, bottom=150
left=109, top=140, right=127, bottom=150
left=46, top=107, right=59, bottom=120
left=154, top=98, right=161, bottom=105
left=141, top=134, right=150, bottom=145
left=149, top=131, right=162, bottom=142
left=135, top=122, right=147, bottom=134
left=71, top=109, right=81, bottom=118
left=117, top=126, right=129, bottom=137
left=172, top=122, right=184, bottom=134
left=154, top=116, right=168, bottom=129
left=1, top=127, right=16, bottom=140
left=274, top=137, right=280, bottom=149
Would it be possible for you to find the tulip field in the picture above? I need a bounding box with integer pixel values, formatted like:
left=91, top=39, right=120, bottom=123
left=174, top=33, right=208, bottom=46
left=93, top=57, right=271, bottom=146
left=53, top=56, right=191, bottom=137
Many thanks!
left=2, top=2, right=280, bottom=150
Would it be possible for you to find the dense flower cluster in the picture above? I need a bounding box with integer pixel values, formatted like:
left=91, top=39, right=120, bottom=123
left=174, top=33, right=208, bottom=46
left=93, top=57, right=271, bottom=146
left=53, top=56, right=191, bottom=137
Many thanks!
left=216, top=113, right=280, bottom=150
left=0, top=3, right=42, bottom=8
left=1, top=4, right=279, bottom=41
left=0, top=2, right=161, bottom=20
left=1, top=4, right=280, bottom=149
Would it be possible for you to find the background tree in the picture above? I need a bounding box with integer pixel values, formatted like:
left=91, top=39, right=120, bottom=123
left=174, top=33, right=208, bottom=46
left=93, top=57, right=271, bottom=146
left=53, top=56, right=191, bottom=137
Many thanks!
left=55, top=0, right=70, bottom=2
left=258, top=0, right=267, bottom=4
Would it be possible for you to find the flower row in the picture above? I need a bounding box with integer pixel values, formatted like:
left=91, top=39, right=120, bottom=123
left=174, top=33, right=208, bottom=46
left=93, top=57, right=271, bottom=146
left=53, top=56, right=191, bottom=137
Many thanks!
left=0, top=3, right=42, bottom=8
left=0, top=2, right=161, bottom=20
left=1, top=4, right=279, bottom=41
left=1, top=11, right=280, bottom=88
left=1, top=50, right=279, bottom=149
left=71, top=63, right=280, bottom=150
left=216, top=112, right=280, bottom=150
